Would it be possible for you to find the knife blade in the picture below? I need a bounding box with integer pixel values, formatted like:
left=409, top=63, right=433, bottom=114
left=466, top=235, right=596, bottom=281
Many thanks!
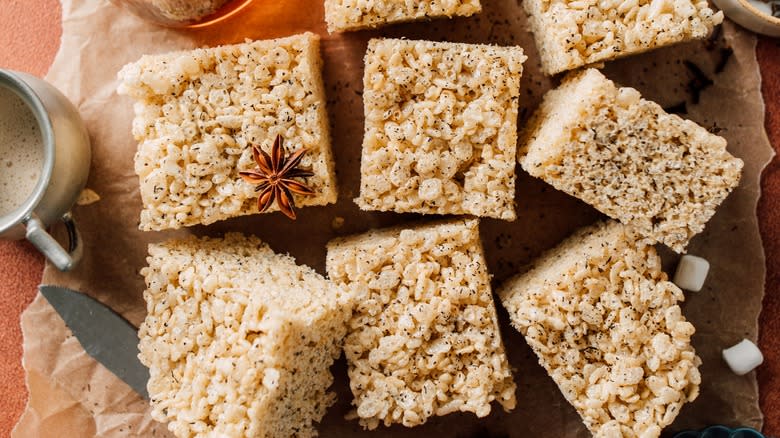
left=39, top=285, right=149, bottom=399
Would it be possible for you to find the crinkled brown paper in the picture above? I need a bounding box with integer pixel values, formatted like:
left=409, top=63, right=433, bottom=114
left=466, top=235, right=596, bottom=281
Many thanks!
left=13, top=0, right=775, bottom=436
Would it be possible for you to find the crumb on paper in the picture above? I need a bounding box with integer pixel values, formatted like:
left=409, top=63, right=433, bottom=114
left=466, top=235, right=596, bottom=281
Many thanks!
left=76, top=188, right=101, bottom=206
left=331, top=216, right=345, bottom=229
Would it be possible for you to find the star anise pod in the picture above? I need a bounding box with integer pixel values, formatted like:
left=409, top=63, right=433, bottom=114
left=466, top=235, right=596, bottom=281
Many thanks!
left=239, top=134, right=315, bottom=220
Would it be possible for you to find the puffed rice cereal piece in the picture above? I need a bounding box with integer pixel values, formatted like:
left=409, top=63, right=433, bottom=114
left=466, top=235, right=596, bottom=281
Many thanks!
left=356, top=38, right=526, bottom=220
left=118, top=33, right=337, bottom=231
left=324, top=0, right=481, bottom=33
left=499, top=221, right=702, bottom=438
left=520, top=69, right=743, bottom=253
left=326, top=218, right=517, bottom=429
left=524, top=0, right=723, bottom=74
left=138, top=233, right=353, bottom=438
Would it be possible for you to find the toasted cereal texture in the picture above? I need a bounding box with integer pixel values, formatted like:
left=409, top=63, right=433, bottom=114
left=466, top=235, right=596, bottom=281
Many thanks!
left=117, top=33, right=337, bottom=231
left=138, top=233, right=353, bottom=438
left=324, top=0, right=481, bottom=33
left=326, top=218, right=517, bottom=430
left=519, top=69, right=743, bottom=253
left=356, top=39, right=526, bottom=221
left=498, top=221, right=702, bottom=438
left=524, top=0, right=723, bottom=75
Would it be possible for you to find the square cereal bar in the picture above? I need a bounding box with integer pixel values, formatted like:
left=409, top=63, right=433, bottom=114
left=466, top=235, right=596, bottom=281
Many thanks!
left=326, top=218, right=516, bottom=429
left=356, top=39, right=526, bottom=220
left=324, top=0, right=481, bottom=33
left=524, top=0, right=723, bottom=75
left=117, top=33, right=336, bottom=231
left=498, top=221, right=701, bottom=438
left=520, top=68, right=743, bottom=253
left=138, top=233, right=353, bottom=438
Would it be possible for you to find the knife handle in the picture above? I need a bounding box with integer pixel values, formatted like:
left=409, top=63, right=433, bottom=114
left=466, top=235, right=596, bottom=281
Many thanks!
left=25, top=212, right=83, bottom=271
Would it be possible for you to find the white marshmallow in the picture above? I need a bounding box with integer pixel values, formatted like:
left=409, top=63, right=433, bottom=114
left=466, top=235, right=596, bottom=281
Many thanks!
left=673, top=255, right=710, bottom=292
left=722, top=339, right=764, bottom=376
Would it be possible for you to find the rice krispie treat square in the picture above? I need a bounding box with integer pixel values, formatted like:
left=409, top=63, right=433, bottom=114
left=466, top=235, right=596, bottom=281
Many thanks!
left=117, top=33, right=336, bottom=231
left=324, top=0, right=482, bottom=33
left=356, top=39, right=526, bottom=221
left=138, top=233, right=353, bottom=438
left=326, top=218, right=517, bottom=429
left=525, top=0, right=723, bottom=75
left=498, top=221, right=701, bottom=438
left=520, top=69, right=743, bottom=253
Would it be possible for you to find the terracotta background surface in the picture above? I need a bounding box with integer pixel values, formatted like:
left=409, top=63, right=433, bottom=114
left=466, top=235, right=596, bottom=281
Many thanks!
left=0, top=1, right=778, bottom=436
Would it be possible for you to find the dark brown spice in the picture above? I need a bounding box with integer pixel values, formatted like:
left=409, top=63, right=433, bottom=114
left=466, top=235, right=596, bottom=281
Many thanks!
left=239, top=134, right=315, bottom=220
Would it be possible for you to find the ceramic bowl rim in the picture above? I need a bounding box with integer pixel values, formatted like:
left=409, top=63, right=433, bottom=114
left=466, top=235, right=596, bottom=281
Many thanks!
left=736, top=0, right=780, bottom=25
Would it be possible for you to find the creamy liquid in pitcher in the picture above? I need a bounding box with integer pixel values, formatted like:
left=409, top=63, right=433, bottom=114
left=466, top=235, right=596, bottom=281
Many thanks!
left=0, top=86, right=44, bottom=217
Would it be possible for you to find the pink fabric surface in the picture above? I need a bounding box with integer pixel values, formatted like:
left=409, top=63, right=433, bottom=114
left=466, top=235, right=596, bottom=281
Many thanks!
left=0, top=2, right=778, bottom=436
left=0, top=241, right=44, bottom=438
left=0, top=2, right=61, bottom=436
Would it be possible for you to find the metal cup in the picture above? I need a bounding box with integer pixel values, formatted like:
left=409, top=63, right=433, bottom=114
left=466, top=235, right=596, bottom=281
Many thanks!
left=0, top=70, right=91, bottom=271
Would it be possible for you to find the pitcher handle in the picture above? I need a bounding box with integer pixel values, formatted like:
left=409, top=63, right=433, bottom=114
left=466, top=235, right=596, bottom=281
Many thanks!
left=24, top=212, right=82, bottom=271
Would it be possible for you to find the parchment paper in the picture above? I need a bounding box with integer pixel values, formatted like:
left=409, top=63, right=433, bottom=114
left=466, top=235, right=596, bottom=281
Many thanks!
left=13, top=0, right=775, bottom=436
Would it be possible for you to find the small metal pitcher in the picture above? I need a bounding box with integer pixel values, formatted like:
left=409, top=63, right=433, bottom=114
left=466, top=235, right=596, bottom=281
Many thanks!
left=0, top=69, right=91, bottom=271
